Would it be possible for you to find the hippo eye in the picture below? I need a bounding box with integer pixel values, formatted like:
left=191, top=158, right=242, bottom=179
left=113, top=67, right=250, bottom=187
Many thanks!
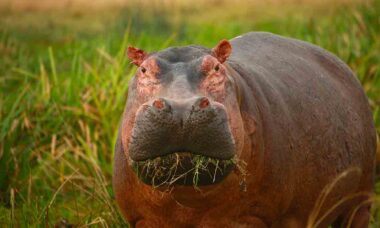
left=214, top=64, right=220, bottom=72
left=141, top=67, right=147, bottom=73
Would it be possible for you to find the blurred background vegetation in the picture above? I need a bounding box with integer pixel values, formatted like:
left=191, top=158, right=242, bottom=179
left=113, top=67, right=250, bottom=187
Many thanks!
left=0, top=0, right=379, bottom=226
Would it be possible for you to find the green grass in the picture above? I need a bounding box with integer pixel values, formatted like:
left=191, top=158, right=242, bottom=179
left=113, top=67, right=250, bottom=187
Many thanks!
left=0, top=0, right=379, bottom=226
left=130, top=153, right=245, bottom=188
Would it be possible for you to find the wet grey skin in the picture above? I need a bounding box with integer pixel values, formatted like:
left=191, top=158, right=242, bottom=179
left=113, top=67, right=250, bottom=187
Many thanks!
left=127, top=46, right=237, bottom=186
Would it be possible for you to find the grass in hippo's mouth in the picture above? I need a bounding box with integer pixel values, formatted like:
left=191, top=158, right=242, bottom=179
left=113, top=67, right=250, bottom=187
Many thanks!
left=130, top=153, right=247, bottom=188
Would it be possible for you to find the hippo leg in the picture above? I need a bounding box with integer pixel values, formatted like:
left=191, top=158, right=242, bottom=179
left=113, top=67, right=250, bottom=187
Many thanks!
left=135, top=219, right=169, bottom=228
left=332, top=206, right=370, bottom=228
left=199, top=216, right=268, bottom=228
left=237, top=216, right=268, bottom=228
left=346, top=206, right=370, bottom=228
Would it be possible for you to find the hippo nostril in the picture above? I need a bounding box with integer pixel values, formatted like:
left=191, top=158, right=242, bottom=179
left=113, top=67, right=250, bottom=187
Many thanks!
left=152, top=99, right=165, bottom=109
left=199, top=97, right=210, bottom=109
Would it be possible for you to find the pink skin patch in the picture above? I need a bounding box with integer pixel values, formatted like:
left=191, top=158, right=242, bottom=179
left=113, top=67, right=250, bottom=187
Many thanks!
left=152, top=99, right=164, bottom=109
left=199, top=97, right=210, bottom=108
left=136, top=58, right=161, bottom=98
left=200, top=55, right=227, bottom=101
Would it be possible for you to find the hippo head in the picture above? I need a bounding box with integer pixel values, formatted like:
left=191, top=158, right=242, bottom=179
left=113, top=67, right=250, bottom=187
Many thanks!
left=122, top=40, right=246, bottom=188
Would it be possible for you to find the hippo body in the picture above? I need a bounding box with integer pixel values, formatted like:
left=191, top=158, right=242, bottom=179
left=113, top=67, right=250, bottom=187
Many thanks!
left=113, top=32, right=376, bottom=227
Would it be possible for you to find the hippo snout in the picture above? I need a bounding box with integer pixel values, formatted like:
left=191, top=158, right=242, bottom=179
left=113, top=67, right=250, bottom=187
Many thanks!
left=128, top=96, right=235, bottom=162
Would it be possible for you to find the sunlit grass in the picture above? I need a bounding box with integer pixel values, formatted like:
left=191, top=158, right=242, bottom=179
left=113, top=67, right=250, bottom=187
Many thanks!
left=0, top=0, right=379, bottom=226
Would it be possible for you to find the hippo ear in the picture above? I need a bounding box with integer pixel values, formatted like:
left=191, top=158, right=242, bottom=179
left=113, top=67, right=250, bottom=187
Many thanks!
left=127, top=46, right=148, bottom=66
left=212, top=39, right=232, bottom=63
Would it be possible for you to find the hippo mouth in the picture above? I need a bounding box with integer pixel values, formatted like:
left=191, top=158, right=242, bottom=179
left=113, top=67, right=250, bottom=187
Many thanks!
left=129, top=152, right=237, bottom=187
left=128, top=97, right=238, bottom=186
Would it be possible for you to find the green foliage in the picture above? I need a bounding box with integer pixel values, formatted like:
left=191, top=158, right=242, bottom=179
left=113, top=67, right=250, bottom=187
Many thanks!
left=0, top=0, right=379, bottom=226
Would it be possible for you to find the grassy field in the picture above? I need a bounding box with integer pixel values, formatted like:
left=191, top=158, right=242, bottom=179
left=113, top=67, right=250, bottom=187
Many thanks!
left=0, top=0, right=379, bottom=226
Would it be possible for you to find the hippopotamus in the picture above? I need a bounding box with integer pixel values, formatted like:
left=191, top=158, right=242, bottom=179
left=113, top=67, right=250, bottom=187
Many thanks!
left=113, top=32, right=376, bottom=227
